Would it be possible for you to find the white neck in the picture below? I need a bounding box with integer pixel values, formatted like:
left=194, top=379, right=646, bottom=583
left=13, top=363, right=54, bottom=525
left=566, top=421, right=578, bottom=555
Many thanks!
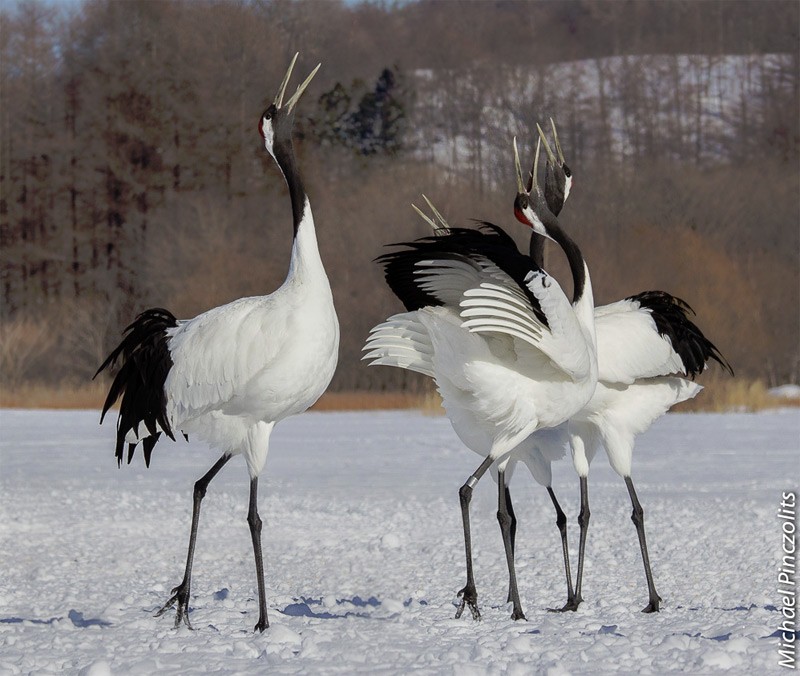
left=574, top=260, right=597, bottom=346
left=287, top=197, right=327, bottom=285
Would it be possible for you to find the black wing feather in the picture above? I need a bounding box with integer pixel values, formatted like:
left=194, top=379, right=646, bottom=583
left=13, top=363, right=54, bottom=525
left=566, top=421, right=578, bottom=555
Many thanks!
left=377, top=222, right=549, bottom=328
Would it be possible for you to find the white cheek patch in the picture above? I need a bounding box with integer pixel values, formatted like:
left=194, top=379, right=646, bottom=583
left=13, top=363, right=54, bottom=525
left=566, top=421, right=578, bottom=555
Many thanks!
left=526, top=208, right=552, bottom=241
left=564, top=175, right=573, bottom=203
left=262, top=120, right=276, bottom=160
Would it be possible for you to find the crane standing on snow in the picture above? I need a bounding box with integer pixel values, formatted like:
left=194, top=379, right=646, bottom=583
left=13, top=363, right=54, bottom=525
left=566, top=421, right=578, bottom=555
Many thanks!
left=365, top=136, right=599, bottom=621
left=95, top=54, right=339, bottom=633
left=510, top=119, right=733, bottom=613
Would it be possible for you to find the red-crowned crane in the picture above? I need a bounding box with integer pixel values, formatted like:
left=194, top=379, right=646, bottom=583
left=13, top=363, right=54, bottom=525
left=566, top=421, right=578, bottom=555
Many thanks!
left=364, top=137, right=598, bottom=620
left=400, top=195, right=576, bottom=617
left=95, top=54, right=339, bottom=632
left=512, top=120, right=733, bottom=613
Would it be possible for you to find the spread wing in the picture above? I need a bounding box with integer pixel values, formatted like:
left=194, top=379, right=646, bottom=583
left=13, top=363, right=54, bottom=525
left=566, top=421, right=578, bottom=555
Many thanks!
left=378, top=224, right=592, bottom=381
left=460, top=265, right=591, bottom=382
left=363, top=312, right=435, bottom=377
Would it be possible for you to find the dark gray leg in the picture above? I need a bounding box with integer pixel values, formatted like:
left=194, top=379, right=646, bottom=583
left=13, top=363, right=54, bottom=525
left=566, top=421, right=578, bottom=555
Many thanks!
left=504, top=482, right=517, bottom=604
left=248, top=477, right=269, bottom=632
left=546, top=485, right=578, bottom=612
left=156, top=452, right=232, bottom=629
left=497, top=470, right=526, bottom=620
left=572, top=476, right=590, bottom=610
left=506, top=484, right=517, bottom=558
left=455, top=455, right=495, bottom=620
left=625, top=476, right=662, bottom=613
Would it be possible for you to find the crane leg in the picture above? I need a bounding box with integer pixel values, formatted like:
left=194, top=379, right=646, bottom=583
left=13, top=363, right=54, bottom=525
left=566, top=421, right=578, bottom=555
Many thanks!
left=572, top=476, right=590, bottom=611
left=546, top=485, right=578, bottom=612
left=455, top=455, right=494, bottom=620
left=497, top=470, right=525, bottom=620
left=625, top=476, right=662, bottom=613
left=156, top=452, right=232, bottom=629
left=503, top=482, right=517, bottom=604
left=247, top=476, right=269, bottom=631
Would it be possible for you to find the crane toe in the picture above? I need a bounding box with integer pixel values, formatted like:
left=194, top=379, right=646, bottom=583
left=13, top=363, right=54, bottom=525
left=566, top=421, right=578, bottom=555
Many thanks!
left=547, top=593, right=582, bottom=613
left=155, top=582, right=193, bottom=629
left=455, top=584, right=481, bottom=621
left=641, top=596, right=662, bottom=613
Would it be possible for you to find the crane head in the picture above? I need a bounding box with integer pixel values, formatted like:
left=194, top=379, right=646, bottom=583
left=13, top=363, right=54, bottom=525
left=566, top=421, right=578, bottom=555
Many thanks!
left=536, top=118, right=573, bottom=217
left=512, top=135, right=556, bottom=242
left=258, top=53, right=321, bottom=160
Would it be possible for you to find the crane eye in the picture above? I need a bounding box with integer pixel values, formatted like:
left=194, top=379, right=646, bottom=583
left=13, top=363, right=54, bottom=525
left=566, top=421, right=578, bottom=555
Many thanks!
left=563, top=164, right=572, bottom=178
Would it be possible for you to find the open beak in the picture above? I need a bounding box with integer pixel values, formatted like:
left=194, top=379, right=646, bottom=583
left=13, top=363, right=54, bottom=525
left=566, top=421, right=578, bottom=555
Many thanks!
left=536, top=122, right=558, bottom=170
left=273, top=53, right=321, bottom=112
left=513, top=138, right=545, bottom=232
left=412, top=194, right=450, bottom=235
left=550, top=117, right=566, bottom=166
left=285, top=63, right=321, bottom=112
left=529, top=136, right=541, bottom=193
left=274, top=53, right=298, bottom=108
left=513, top=137, right=526, bottom=194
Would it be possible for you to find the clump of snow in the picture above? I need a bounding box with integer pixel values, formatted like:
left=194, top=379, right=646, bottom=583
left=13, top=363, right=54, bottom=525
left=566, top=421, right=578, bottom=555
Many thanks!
left=769, top=384, right=800, bottom=399
left=381, top=533, right=401, bottom=549
left=1, top=409, right=798, bottom=673
left=78, top=660, right=112, bottom=676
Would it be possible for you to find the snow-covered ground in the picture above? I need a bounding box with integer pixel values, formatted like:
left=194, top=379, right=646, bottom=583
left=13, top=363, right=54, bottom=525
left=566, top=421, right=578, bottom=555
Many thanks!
left=1, top=408, right=798, bottom=674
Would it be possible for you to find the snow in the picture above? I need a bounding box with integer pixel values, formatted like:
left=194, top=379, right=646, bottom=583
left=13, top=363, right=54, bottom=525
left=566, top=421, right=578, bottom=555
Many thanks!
left=1, top=408, right=798, bottom=674
left=769, top=384, right=800, bottom=399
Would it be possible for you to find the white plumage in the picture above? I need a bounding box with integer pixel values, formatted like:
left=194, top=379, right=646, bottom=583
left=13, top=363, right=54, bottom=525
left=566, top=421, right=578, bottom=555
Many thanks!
left=162, top=235, right=338, bottom=476
left=97, top=55, right=337, bottom=632
left=364, top=138, right=598, bottom=620
left=368, top=122, right=732, bottom=619
left=551, top=290, right=729, bottom=612
left=594, top=299, right=689, bottom=384
left=513, top=120, right=733, bottom=613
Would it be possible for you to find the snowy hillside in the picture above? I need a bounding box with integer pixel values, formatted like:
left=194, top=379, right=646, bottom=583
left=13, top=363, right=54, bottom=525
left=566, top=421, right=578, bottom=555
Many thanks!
left=414, top=54, right=794, bottom=186
left=1, top=409, right=798, bottom=673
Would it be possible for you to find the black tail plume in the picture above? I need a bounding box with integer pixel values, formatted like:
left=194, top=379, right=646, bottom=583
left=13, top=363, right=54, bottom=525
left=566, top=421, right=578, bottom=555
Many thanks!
left=95, top=308, right=179, bottom=466
left=630, top=291, right=734, bottom=378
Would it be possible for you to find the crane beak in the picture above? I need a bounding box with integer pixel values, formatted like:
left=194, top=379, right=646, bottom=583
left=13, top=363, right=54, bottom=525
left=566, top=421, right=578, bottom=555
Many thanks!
left=273, top=54, right=321, bottom=112
left=274, top=53, right=299, bottom=108
left=412, top=195, right=450, bottom=235
left=550, top=117, right=566, bottom=166
left=422, top=194, right=449, bottom=231
left=411, top=202, right=437, bottom=231
left=513, top=138, right=552, bottom=238
left=285, top=63, right=321, bottom=113
left=536, top=122, right=557, bottom=169
left=513, top=137, right=526, bottom=194
left=531, top=136, right=541, bottom=193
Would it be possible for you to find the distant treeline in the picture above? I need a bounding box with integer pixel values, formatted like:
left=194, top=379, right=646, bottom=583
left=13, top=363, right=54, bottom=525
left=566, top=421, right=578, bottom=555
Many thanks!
left=1, top=0, right=798, bottom=391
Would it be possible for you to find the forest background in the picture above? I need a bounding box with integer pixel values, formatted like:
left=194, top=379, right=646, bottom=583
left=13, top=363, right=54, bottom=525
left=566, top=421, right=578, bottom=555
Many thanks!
left=1, top=0, right=798, bottom=404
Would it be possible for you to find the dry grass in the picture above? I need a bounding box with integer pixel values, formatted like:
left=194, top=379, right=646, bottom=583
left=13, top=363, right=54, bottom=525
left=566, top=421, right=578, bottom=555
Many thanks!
left=0, top=381, right=109, bottom=410
left=0, top=380, right=796, bottom=413
left=0, top=383, right=439, bottom=412
left=674, top=375, right=800, bottom=412
left=0, top=318, right=57, bottom=389
left=310, top=391, right=433, bottom=411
